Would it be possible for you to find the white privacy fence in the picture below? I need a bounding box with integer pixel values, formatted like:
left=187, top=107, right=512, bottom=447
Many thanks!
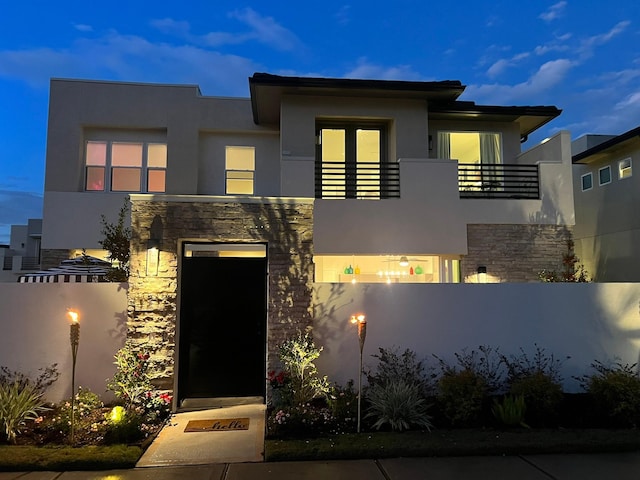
left=313, top=283, right=640, bottom=392
left=0, top=283, right=128, bottom=402
left=1, top=282, right=639, bottom=403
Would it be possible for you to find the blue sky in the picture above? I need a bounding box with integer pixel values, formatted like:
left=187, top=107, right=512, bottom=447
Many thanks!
left=1, top=0, right=639, bottom=244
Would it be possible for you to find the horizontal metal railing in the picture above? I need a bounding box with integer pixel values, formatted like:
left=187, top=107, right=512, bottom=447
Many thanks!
left=458, top=163, right=540, bottom=199
left=315, top=161, right=400, bottom=199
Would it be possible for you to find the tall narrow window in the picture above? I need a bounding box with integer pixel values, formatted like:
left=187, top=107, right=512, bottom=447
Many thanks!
left=581, top=172, right=593, bottom=191
left=316, top=122, right=393, bottom=199
left=226, top=146, right=255, bottom=195
left=85, top=141, right=107, bottom=191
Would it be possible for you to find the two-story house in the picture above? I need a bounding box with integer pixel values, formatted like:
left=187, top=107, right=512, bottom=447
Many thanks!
left=572, top=125, right=640, bottom=281
left=41, top=73, right=574, bottom=408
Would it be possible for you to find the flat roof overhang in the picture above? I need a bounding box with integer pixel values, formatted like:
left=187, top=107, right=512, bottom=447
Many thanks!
left=572, top=125, right=640, bottom=164
left=429, top=101, right=562, bottom=138
left=249, top=73, right=466, bottom=125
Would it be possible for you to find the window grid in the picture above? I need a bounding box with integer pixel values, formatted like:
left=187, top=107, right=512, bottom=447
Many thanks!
left=84, top=141, right=166, bottom=193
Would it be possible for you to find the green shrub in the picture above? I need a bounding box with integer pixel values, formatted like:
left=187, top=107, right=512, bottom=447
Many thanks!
left=48, top=387, right=104, bottom=436
left=0, top=381, right=49, bottom=444
left=492, top=395, right=529, bottom=428
left=266, top=404, right=334, bottom=438
left=0, top=364, right=59, bottom=395
left=437, top=368, right=488, bottom=427
left=103, top=412, right=144, bottom=445
left=434, top=345, right=506, bottom=395
left=509, top=372, right=563, bottom=426
left=365, top=378, right=433, bottom=432
left=365, top=347, right=436, bottom=398
left=578, top=360, right=640, bottom=427
left=276, top=331, right=330, bottom=406
left=500, top=345, right=567, bottom=426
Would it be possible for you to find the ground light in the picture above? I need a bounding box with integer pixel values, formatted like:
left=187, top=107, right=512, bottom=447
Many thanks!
left=67, top=309, right=80, bottom=444
left=350, top=313, right=366, bottom=433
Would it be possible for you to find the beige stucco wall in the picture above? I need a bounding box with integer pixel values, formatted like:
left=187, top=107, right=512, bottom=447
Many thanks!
left=573, top=138, right=640, bottom=281
left=0, top=283, right=127, bottom=403
left=313, top=282, right=640, bottom=393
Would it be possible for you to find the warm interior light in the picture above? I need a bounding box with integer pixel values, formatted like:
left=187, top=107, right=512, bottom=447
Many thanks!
left=67, top=310, right=79, bottom=324
left=399, top=256, right=409, bottom=267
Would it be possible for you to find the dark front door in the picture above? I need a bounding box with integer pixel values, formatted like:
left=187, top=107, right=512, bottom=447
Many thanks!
left=178, top=244, right=267, bottom=403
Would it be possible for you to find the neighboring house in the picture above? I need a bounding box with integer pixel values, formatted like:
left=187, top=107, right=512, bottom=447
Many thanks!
left=572, top=125, right=640, bottom=281
left=41, top=73, right=574, bottom=409
left=0, top=218, right=42, bottom=281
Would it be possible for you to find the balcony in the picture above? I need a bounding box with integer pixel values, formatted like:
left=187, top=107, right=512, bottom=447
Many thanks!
left=315, top=161, right=400, bottom=199
left=458, top=163, right=540, bottom=199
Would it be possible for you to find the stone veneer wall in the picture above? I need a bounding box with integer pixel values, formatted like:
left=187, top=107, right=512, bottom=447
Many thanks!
left=128, top=198, right=314, bottom=393
left=40, top=249, right=73, bottom=270
left=462, top=224, right=573, bottom=282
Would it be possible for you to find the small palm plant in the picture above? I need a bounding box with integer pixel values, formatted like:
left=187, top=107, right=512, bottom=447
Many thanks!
left=492, top=394, right=529, bottom=428
left=365, top=378, right=433, bottom=432
left=0, top=381, right=49, bottom=443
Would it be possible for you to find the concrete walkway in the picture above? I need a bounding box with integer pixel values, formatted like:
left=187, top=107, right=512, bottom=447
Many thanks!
left=2, top=452, right=640, bottom=479
left=136, top=404, right=266, bottom=467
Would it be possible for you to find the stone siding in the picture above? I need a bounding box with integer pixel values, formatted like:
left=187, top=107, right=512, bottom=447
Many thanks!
left=128, top=199, right=314, bottom=393
left=40, top=249, right=73, bottom=270
left=462, top=224, right=573, bottom=282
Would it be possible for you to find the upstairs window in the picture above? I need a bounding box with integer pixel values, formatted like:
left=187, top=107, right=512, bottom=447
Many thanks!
left=599, top=165, right=612, bottom=186
left=225, top=146, right=255, bottom=195
left=437, top=132, right=502, bottom=164
left=315, top=122, right=398, bottom=199
left=619, top=158, right=632, bottom=179
left=85, top=141, right=166, bottom=192
left=581, top=172, right=593, bottom=192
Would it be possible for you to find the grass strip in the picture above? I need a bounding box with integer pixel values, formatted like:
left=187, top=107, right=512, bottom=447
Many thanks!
left=0, top=445, right=142, bottom=471
left=265, top=428, right=640, bottom=462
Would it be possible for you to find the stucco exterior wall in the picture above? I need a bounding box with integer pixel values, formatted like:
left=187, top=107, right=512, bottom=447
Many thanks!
left=0, top=283, right=127, bottom=403
left=313, top=282, right=640, bottom=393
left=573, top=138, right=640, bottom=281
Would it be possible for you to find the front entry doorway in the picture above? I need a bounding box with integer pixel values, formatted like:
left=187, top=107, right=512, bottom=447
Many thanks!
left=177, top=242, right=267, bottom=409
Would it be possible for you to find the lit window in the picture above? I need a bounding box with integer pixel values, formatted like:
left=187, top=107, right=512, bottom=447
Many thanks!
left=619, top=158, right=632, bottom=179
left=581, top=172, right=593, bottom=192
left=226, top=146, right=255, bottom=195
left=599, top=166, right=611, bottom=186
left=438, top=131, right=502, bottom=164
left=316, top=122, right=393, bottom=199
left=84, top=141, right=166, bottom=193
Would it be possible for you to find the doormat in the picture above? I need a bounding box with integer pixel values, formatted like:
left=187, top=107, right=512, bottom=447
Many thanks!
left=184, top=418, right=250, bottom=432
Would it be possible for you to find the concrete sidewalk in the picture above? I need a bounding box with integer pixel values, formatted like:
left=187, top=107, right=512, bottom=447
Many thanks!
left=2, top=452, right=640, bottom=479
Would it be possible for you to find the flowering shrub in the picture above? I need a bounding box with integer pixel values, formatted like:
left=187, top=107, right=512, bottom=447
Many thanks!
left=267, top=403, right=335, bottom=438
left=107, top=346, right=154, bottom=409
left=277, top=331, right=330, bottom=406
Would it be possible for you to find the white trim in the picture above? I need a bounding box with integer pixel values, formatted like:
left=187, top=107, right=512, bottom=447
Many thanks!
left=598, top=165, right=612, bottom=186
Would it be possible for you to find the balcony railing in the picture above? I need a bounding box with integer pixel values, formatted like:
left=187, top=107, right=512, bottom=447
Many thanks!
left=315, top=161, right=400, bottom=199
left=458, top=163, right=539, bottom=199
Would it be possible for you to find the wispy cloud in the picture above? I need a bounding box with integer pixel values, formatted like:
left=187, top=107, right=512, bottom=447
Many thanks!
left=335, top=5, right=351, bottom=26
left=0, top=31, right=263, bottom=95
left=467, top=59, right=574, bottom=104
left=228, top=8, right=303, bottom=52
left=578, top=20, right=630, bottom=59
left=539, top=1, right=567, bottom=22
left=344, top=58, right=424, bottom=80
left=73, top=24, right=93, bottom=32
left=150, top=9, right=303, bottom=53
left=486, top=52, right=531, bottom=78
